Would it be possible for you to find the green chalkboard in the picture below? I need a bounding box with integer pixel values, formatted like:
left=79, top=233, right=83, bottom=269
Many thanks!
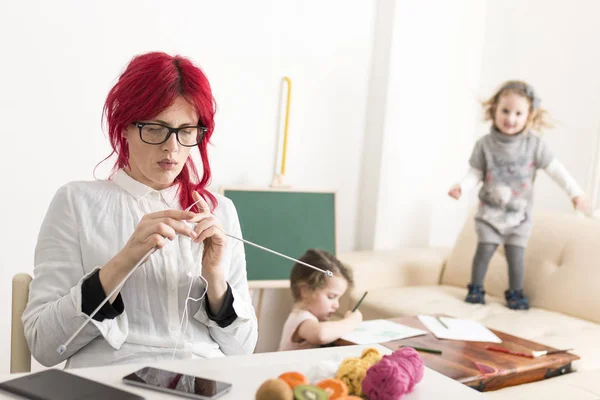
left=221, top=188, right=337, bottom=282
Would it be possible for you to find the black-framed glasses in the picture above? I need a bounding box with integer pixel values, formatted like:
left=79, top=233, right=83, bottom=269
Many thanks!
left=132, top=122, right=207, bottom=147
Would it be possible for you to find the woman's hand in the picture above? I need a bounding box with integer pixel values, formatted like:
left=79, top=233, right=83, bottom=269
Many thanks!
left=448, top=184, right=462, bottom=200
left=101, top=209, right=197, bottom=303
left=189, top=191, right=229, bottom=314
left=189, top=192, right=227, bottom=281
left=117, top=209, right=197, bottom=270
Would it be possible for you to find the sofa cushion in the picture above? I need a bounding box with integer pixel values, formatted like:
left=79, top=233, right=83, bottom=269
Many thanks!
left=356, top=285, right=600, bottom=371
left=337, top=248, right=449, bottom=311
left=441, top=212, right=600, bottom=324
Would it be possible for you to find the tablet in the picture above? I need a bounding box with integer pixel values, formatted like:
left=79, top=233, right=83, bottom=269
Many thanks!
left=0, top=368, right=145, bottom=400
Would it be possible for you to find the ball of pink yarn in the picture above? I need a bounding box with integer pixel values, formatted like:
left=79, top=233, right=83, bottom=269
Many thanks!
left=361, top=347, right=425, bottom=400
left=390, top=347, right=424, bottom=386
left=362, top=357, right=409, bottom=400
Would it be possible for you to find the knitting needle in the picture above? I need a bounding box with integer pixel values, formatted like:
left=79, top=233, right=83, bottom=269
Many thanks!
left=57, top=246, right=155, bottom=355
left=218, top=228, right=332, bottom=277
left=190, top=199, right=331, bottom=276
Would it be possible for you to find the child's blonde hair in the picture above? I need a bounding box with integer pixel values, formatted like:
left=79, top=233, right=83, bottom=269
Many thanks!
left=482, top=80, right=553, bottom=132
left=290, top=249, right=354, bottom=302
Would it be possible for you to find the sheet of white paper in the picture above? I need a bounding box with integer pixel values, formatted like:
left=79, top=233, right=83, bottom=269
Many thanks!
left=418, top=315, right=502, bottom=343
left=341, top=319, right=428, bottom=345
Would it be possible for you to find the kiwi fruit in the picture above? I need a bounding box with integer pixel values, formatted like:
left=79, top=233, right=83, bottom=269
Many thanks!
left=292, top=385, right=328, bottom=400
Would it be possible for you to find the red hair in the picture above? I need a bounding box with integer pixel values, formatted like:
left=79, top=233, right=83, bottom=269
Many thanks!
left=103, top=52, right=217, bottom=211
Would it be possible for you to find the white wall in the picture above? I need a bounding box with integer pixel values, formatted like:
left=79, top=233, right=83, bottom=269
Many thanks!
left=356, top=0, right=395, bottom=250
left=479, top=0, right=600, bottom=214
left=0, top=0, right=374, bottom=372
left=358, top=0, right=488, bottom=250
left=362, top=0, right=600, bottom=252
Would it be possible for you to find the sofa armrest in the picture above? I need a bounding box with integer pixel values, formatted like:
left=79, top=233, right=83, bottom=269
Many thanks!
left=337, top=247, right=451, bottom=312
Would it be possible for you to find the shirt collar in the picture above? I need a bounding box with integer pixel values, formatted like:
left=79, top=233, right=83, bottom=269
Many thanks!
left=160, top=183, right=180, bottom=207
left=113, top=169, right=181, bottom=207
left=491, top=125, right=526, bottom=143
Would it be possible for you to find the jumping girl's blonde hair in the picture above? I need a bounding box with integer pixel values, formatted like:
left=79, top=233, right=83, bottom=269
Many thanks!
left=482, top=80, right=553, bottom=132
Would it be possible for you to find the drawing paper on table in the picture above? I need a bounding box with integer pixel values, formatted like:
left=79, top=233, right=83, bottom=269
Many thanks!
left=341, top=319, right=427, bottom=344
left=418, top=315, right=502, bottom=343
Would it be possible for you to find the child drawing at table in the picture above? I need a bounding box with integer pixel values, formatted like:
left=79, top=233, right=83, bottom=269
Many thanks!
left=278, top=249, right=362, bottom=351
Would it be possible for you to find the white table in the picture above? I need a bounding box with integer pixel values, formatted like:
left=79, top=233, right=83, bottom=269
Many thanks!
left=0, top=345, right=484, bottom=399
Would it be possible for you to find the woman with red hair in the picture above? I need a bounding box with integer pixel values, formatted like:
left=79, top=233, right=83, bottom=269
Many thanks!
left=22, top=52, right=258, bottom=368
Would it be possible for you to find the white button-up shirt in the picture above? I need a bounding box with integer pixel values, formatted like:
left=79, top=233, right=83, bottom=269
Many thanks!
left=22, top=169, right=258, bottom=368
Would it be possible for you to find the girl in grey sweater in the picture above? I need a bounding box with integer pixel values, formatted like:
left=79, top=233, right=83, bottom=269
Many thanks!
left=448, top=81, right=587, bottom=310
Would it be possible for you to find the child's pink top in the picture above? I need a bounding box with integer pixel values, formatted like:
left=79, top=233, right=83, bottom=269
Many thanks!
left=278, top=308, right=319, bottom=351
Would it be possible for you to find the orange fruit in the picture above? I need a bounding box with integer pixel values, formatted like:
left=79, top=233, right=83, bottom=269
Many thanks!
left=337, top=397, right=363, bottom=400
left=278, top=371, right=309, bottom=389
left=315, top=378, right=349, bottom=399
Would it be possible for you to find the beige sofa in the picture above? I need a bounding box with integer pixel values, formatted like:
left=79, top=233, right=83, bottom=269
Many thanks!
left=338, top=212, right=600, bottom=399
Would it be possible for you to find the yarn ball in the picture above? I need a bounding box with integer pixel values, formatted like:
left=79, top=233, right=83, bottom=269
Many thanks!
left=335, top=358, right=370, bottom=396
left=335, top=347, right=382, bottom=396
left=361, top=347, right=425, bottom=400
left=388, top=347, right=424, bottom=387
left=361, top=347, right=383, bottom=365
left=362, top=357, right=409, bottom=400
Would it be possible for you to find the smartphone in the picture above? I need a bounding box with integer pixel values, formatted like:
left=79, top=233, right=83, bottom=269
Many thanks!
left=123, top=367, right=232, bottom=399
